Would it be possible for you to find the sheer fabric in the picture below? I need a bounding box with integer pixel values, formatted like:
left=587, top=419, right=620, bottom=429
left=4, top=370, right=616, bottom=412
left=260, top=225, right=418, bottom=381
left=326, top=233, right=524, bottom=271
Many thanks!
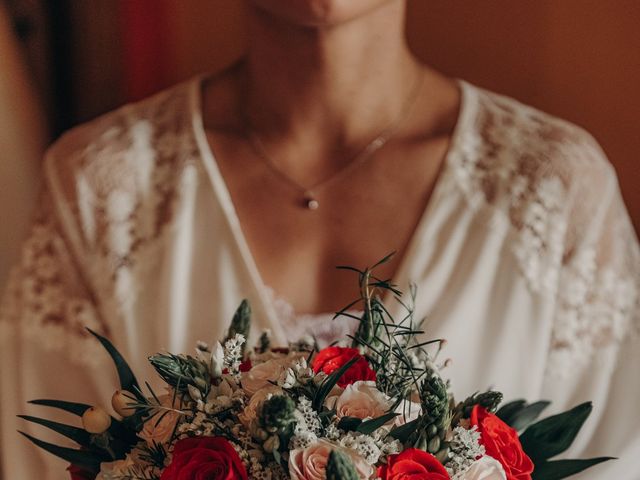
left=1, top=77, right=638, bottom=479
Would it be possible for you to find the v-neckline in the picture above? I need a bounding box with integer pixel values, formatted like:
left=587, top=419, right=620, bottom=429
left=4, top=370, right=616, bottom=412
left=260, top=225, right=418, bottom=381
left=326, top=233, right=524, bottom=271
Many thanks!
left=189, top=74, right=476, bottom=332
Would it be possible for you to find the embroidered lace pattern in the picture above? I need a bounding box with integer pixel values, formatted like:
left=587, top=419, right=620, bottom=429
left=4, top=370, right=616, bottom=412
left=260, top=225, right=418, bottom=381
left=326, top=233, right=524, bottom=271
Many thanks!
left=0, top=83, right=200, bottom=361
left=451, top=88, right=640, bottom=373
left=48, top=84, right=200, bottom=316
left=0, top=192, right=106, bottom=364
left=264, top=287, right=360, bottom=348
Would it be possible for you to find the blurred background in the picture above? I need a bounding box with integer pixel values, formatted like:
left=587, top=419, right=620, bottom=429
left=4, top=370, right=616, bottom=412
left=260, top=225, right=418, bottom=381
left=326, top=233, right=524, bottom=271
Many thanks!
left=1, top=0, right=639, bottom=286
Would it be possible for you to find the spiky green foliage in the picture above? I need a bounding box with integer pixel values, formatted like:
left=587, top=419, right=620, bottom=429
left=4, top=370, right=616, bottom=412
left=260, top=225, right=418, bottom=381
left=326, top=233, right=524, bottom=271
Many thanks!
left=451, top=391, right=504, bottom=426
left=226, top=299, right=251, bottom=350
left=261, top=395, right=297, bottom=435
left=148, top=353, right=211, bottom=396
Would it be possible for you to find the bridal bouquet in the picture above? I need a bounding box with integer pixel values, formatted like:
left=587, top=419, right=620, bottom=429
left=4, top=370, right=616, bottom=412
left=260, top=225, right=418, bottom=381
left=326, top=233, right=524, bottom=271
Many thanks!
left=20, top=258, right=611, bottom=479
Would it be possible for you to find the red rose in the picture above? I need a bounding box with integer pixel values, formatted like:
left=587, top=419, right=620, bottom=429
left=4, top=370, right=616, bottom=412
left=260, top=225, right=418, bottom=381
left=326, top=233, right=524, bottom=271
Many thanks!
left=470, top=406, right=534, bottom=480
left=239, top=359, right=253, bottom=372
left=378, top=449, right=450, bottom=480
left=160, top=437, right=248, bottom=480
left=67, top=464, right=95, bottom=480
left=312, top=347, right=376, bottom=387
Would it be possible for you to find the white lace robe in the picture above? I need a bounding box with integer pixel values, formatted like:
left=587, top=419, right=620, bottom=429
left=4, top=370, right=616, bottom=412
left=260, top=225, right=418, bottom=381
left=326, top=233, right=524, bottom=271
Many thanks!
left=1, top=77, right=638, bottom=479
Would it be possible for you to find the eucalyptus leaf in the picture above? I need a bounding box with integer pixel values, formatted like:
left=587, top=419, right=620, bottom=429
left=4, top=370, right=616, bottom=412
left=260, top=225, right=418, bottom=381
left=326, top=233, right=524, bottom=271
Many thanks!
left=389, top=417, right=420, bottom=443
left=28, top=399, right=91, bottom=416
left=510, top=401, right=551, bottom=431
left=18, top=431, right=102, bottom=473
left=17, top=415, right=92, bottom=447
left=531, top=457, right=614, bottom=480
left=496, top=399, right=527, bottom=425
left=337, top=416, right=362, bottom=432
left=357, top=411, right=398, bottom=435
left=87, top=328, right=140, bottom=397
left=312, top=356, right=359, bottom=411
left=520, top=402, right=593, bottom=463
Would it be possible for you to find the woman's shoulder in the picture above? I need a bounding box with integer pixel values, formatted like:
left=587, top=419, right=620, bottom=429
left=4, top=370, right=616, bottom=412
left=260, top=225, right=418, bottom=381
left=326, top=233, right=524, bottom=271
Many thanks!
left=454, top=82, right=631, bottom=292
left=457, top=81, right=616, bottom=206
left=456, top=82, right=619, bottom=230
left=46, top=77, right=198, bottom=179
left=42, top=78, right=202, bottom=255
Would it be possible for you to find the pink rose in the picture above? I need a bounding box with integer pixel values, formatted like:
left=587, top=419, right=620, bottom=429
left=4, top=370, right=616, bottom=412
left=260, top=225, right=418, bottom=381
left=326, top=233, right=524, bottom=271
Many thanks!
left=289, top=440, right=374, bottom=480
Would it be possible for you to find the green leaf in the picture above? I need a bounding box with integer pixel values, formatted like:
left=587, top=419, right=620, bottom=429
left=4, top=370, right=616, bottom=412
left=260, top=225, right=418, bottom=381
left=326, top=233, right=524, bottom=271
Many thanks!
left=18, top=431, right=101, bottom=473
left=312, top=357, right=359, bottom=411
left=532, top=457, right=615, bottom=480
left=357, top=411, right=398, bottom=435
left=337, top=416, right=362, bottom=432
left=28, top=399, right=91, bottom=416
left=520, top=402, right=593, bottom=463
left=510, top=401, right=551, bottom=431
left=87, top=328, right=140, bottom=396
left=17, top=415, right=92, bottom=447
left=371, top=251, right=396, bottom=269
left=496, top=399, right=527, bottom=425
left=389, top=417, right=421, bottom=443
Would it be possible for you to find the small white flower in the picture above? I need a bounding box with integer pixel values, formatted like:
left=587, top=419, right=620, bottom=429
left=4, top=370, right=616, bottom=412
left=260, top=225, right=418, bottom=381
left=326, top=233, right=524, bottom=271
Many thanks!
left=277, top=368, right=297, bottom=388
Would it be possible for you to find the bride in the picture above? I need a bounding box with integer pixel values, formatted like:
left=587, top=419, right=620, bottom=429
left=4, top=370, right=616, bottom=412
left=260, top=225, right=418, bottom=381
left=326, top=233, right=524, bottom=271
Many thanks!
left=1, top=1, right=638, bottom=478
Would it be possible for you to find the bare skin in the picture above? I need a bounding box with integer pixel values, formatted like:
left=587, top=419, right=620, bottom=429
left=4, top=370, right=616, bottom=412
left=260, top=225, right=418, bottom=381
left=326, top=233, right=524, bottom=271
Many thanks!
left=201, top=0, right=461, bottom=314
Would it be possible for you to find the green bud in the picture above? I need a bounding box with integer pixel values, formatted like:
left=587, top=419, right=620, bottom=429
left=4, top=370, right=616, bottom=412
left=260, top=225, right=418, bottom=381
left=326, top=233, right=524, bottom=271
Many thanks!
left=227, top=300, right=251, bottom=348
left=326, top=450, right=359, bottom=480
left=427, top=436, right=441, bottom=454
left=260, top=395, right=296, bottom=436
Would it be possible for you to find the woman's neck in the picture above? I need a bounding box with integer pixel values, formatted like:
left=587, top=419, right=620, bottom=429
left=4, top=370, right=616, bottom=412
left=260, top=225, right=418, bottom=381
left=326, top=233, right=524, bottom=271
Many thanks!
left=242, top=1, right=421, bottom=150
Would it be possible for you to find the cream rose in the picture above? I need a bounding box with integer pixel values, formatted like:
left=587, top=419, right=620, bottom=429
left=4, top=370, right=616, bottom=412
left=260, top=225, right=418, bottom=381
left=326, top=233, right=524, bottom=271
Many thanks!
left=95, top=455, right=136, bottom=480
left=288, top=439, right=374, bottom=480
left=325, top=381, right=392, bottom=420
left=241, top=358, right=293, bottom=395
left=138, top=392, right=181, bottom=446
left=138, top=409, right=180, bottom=446
left=462, top=456, right=507, bottom=480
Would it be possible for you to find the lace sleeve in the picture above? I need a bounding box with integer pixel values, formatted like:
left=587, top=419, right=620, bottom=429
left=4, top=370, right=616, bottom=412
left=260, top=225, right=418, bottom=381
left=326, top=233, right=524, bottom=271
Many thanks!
left=546, top=142, right=640, bottom=376
left=0, top=187, right=108, bottom=364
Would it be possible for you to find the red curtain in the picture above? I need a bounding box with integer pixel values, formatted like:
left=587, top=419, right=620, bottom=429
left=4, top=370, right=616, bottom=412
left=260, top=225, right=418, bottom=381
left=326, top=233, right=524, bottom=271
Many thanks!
left=120, top=0, right=170, bottom=102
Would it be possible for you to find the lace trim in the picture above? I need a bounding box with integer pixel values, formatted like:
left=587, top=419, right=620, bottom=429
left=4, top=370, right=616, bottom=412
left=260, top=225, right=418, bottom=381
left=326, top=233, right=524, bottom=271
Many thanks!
left=453, top=87, right=640, bottom=371
left=264, top=287, right=360, bottom=348
left=47, top=83, right=200, bottom=317
left=0, top=195, right=107, bottom=365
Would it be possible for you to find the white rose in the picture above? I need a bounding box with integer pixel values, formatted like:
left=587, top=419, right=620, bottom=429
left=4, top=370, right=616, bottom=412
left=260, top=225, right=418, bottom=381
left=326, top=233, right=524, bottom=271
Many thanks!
left=289, top=439, right=374, bottom=480
left=325, top=381, right=392, bottom=421
left=462, top=456, right=507, bottom=480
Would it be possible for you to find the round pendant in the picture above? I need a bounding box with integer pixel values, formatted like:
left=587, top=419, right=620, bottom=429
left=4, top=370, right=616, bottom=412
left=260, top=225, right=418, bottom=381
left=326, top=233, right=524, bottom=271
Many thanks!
left=306, top=198, right=320, bottom=210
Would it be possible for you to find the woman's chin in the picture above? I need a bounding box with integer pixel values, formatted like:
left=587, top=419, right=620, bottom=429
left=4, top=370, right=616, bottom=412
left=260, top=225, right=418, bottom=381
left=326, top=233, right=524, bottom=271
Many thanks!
left=248, top=0, right=399, bottom=28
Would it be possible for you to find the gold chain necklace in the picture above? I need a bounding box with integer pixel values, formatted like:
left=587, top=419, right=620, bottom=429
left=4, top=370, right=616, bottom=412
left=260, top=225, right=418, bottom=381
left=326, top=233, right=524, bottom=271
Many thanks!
left=244, top=70, right=424, bottom=210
